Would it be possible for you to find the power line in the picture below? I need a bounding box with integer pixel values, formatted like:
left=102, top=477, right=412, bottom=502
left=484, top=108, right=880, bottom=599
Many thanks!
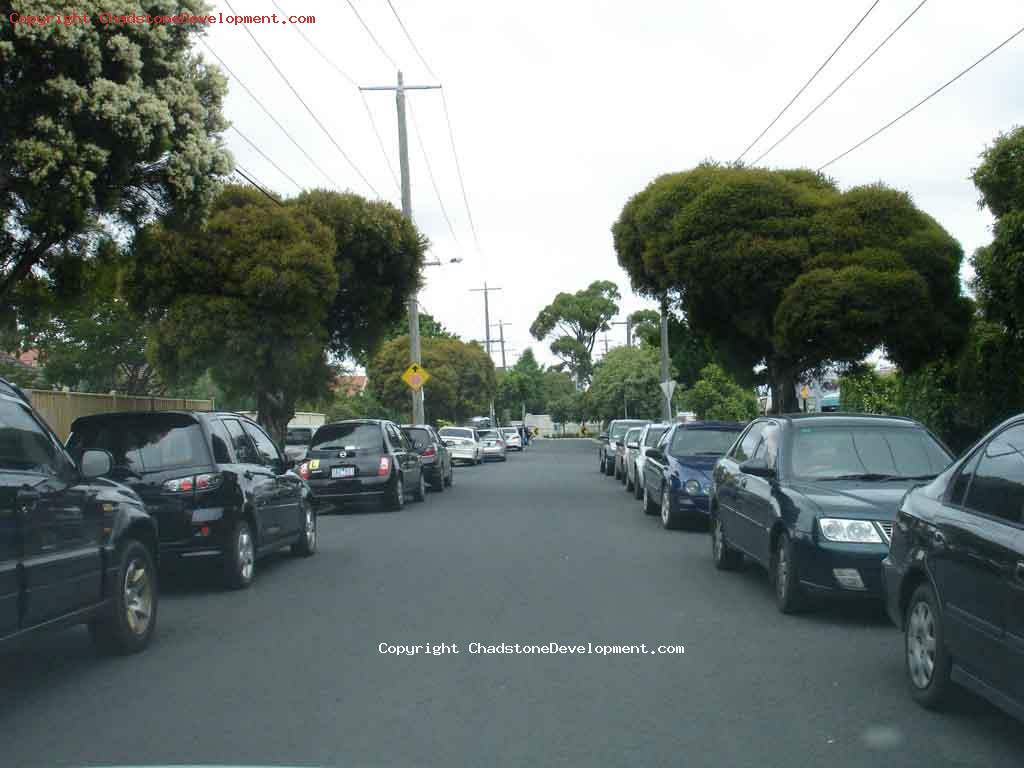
left=440, top=89, right=483, bottom=258
left=345, top=0, right=400, bottom=70
left=818, top=23, right=1024, bottom=171
left=385, top=0, right=439, bottom=80
left=408, top=99, right=462, bottom=256
left=735, top=0, right=882, bottom=163
left=754, top=0, right=929, bottom=165
left=199, top=38, right=340, bottom=189
left=270, top=0, right=401, bottom=196
left=222, top=0, right=380, bottom=197
left=230, top=125, right=303, bottom=193
left=234, top=165, right=284, bottom=206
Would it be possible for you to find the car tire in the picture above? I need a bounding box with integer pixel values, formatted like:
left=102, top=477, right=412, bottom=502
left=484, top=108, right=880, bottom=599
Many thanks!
left=598, top=453, right=605, bottom=473
left=774, top=532, right=806, bottom=614
left=223, top=518, right=256, bottom=590
left=633, top=467, right=644, bottom=499
left=661, top=486, right=685, bottom=530
left=906, top=582, right=954, bottom=709
left=431, top=468, right=445, bottom=492
left=446, top=465, right=454, bottom=487
left=711, top=513, right=742, bottom=571
left=291, top=499, right=317, bottom=557
left=625, top=470, right=634, bottom=493
left=605, top=458, right=615, bottom=476
left=385, top=474, right=404, bottom=511
left=89, top=538, right=158, bottom=655
left=643, top=483, right=659, bottom=515
left=614, top=461, right=622, bottom=481
left=413, top=472, right=427, bottom=502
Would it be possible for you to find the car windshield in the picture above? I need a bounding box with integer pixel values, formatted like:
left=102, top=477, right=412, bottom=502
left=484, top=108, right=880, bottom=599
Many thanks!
left=405, top=428, right=433, bottom=449
left=311, top=423, right=383, bottom=451
left=0, top=400, right=61, bottom=474
left=669, top=428, right=741, bottom=457
left=645, top=426, right=668, bottom=446
left=790, top=424, right=952, bottom=480
left=440, top=427, right=474, bottom=440
left=285, top=427, right=312, bottom=445
left=68, top=414, right=208, bottom=473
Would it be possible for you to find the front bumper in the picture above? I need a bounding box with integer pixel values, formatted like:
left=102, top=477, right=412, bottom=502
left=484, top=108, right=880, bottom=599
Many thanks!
left=792, top=536, right=889, bottom=598
left=668, top=492, right=710, bottom=517
left=881, top=556, right=907, bottom=627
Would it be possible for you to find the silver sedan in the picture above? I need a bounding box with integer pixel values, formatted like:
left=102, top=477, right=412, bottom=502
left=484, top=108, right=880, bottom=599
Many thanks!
left=476, top=429, right=508, bottom=461
left=439, top=427, right=483, bottom=465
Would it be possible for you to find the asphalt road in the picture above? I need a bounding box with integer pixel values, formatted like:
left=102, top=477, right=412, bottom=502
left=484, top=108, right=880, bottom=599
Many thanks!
left=2, top=438, right=1021, bottom=767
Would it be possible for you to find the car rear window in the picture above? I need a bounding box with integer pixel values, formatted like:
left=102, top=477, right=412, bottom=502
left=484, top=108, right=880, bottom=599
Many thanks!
left=68, top=414, right=209, bottom=473
left=286, top=427, right=313, bottom=445
left=405, top=428, right=433, bottom=449
left=669, top=428, right=742, bottom=457
left=441, top=428, right=474, bottom=440
left=311, top=423, right=384, bottom=451
left=478, top=430, right=499, bottom=440
left=790, top=425, right=952, bottom=480
left=610, top=421, right=646, bottom=439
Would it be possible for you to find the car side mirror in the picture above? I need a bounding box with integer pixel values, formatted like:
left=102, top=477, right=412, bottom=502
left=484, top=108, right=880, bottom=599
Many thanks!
left=739, top=457, right=775, bottom=479
left=598, top=432, right=608, bottom=440
left=80, top=449, right=113, bottom=479
left=626, top=441, right=639, bottom=450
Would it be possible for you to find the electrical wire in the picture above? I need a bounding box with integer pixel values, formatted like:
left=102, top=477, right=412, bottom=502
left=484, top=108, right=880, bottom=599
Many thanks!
left=735, top=0, right=882, bottom=163
left=222, top=0, right=381, bottom=197
left=199, top=38, right=341, bottom=189
left=408, top=99, right=462, bottom=255
left=345, top=0, right=400, bottom=70
left=385, top=0, right=439, bottom=81
left=360, top=91, right=402, bottom=196
left=817, top=23, right=1024, bottom=171
left=754, top=0, right=929, bottom=165
left=440, top=89, right=483, bottom=258
left=234, top=165, right=284, bottom=206
left=230, top=125, right=304, bottom=193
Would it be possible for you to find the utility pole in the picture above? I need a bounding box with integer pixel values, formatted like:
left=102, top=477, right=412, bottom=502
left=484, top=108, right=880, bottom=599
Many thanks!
left=601, top=334, right=611, bottom=356
left=361, top=71, right=441, bottom=425
left=471, top=282, right=501, bottom=424
left=611, top=317, right=632, bottom=348
left=491, top=321, right=512, bottom=370
left=660, top=298, right=672, bottom=422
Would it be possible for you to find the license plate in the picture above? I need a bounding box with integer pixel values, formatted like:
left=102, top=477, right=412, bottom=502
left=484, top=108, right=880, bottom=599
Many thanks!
left=332, top=466, right=355, bottom=479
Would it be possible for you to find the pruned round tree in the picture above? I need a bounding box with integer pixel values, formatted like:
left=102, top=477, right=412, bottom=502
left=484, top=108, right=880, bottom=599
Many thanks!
left=613, top=165, right=971, bottom=413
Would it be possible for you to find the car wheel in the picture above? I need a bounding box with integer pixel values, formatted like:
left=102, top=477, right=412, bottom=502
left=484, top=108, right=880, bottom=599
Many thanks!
left=661, top=486, right=684, bottom=530
left=431, top=467, right=445, bottom=492
left=625, top=469, right=634, bottom=493
left=614, top=461, right=622, bottom=481
left=774, top=532, right=806, bottom=613
left=413, top=472, right=427, bottom=502
left=90, top=538, right=158, bottom=654
left=634, top=466, right=644, bottom=499
left=906, top=583, right=954, bottom=709
left=446, top=464, right=454, bottom=487
left=643, top=483, right=659, bottom=515
left=224, top=518, right=256, bottom=589
left=711, top=513, right=742, bottom=571
left=291, top=499, right=317, bottom=557
left=598, top=453, right=605, bottom=473
left=605, top=458, right=615, bottom=476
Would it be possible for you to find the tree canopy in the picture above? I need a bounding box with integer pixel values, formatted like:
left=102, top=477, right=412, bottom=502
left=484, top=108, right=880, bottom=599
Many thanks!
left=1, top=1, right=231, bottom=317
left=682, top=364, right=760, bottom=422
left=129, top=185, right=337, bottom=444
left=529, top=280, right=620, bottom=385
left=495, top=348, right=546, bottom=420
left=588, top=345, right=666, bottom=422
left=613, top=164, right=971, bottom=413
left=384, top=311, right=459, bottom=343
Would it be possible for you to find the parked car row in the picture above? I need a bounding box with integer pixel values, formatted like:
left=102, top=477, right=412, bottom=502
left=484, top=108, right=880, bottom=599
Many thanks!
left=595, top=412, right=1024, bottom=723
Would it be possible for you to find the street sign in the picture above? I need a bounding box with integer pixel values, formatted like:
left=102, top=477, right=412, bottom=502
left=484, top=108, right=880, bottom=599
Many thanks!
left=660, top=380, right=677, bottom=403
left=402, top=363, right=431, bottom=391
left=800, top=385, right=810, bottom=400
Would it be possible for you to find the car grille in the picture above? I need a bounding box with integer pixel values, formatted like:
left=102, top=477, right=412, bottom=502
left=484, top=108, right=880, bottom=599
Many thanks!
left=877, top=522, right=894, bottom=544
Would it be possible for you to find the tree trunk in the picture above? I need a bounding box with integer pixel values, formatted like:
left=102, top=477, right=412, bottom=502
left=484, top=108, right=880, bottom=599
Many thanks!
left=257, top=390, right=293, bottom=449
left=0, top=236, right=59, bottom=301
left=768, top=365, right=799, bottom=415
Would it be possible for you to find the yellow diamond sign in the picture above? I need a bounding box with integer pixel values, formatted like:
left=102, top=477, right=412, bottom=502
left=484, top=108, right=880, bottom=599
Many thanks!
left=402, top=363, right=431, bottom=391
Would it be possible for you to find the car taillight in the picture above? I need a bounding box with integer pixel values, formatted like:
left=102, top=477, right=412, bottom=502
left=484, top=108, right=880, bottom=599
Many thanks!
left=298, top=461, right=311, bottom=480
left=422, top=447, right=436, bottom=458
left=378, top=456, right=391, bottom=476
left=163, top=473, right=222, bottom=493
left=195, top=473, right=222, bottom=490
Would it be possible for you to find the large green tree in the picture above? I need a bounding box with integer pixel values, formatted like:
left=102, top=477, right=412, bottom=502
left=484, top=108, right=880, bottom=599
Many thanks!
left=368, top=335, right=496, bottom=425
left=1, top=1, right=231, bottom=318
left=384, top=312, right=459, bottom=343
left=294, top=190, right=427, bottom=363
left=682, top=364, right=760, bottom=422
left=629, top=308, right=715, bottom=388
left=588, top=345, right=666, bottom=422
left=495, top=348, right=546, bottom=420
left=529, top=280, right=620, bottom=385
left=613, top=165, right=971, bottom=413
left=129, top=186, right=337, bottom=444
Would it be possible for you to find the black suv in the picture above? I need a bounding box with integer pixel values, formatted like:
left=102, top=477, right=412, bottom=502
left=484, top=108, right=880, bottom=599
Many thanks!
left=1, top=379, right=159, bottom=654
left=67, top=411, right=316, bottom=589
left=402, top=424, right=453, bottom=492
left=300, top=419, right=425, bottom=511
left=883, top=414, right=1024, bottom=721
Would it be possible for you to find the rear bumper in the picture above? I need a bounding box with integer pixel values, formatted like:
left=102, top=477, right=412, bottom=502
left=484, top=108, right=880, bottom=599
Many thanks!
left=792, top=537, right=889, bottom=599
left=157, top=510, right=232, bottom=564
left=449, top=446, right=478, bottom=462
left=308, top=474, right=390, bottom=503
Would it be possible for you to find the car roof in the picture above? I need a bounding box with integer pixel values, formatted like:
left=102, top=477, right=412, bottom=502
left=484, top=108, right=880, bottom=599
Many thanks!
left=319, top=419, right=386, bottom=427
left=0, top=378, right=31, bottom=405
left=676, top=420, right=746, bottom=430
left=770, top=412, right=920, bottom=427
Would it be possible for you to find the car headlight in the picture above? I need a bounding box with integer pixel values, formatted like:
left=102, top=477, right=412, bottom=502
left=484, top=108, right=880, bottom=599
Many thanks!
left=684, top=479, right=703, bottom=496
left=818, top=518, right=883, bottom=543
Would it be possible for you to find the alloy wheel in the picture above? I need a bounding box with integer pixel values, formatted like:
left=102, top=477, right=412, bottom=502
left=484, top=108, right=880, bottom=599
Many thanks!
left=712, top=518, right=723, bottom=561
left=661, top=488, right=671, bottom=526
left=123, top=557, right=153, bottom=635
left=238, top=527, right=255, bottom=582
left=776, top=543, right=788, bottom=600
left=907, top=601, right=937, bottom=689
left=305, top=505, right=316, bottom=549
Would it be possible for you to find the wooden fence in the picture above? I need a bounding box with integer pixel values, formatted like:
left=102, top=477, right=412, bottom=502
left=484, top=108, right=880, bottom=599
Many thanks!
left=27, top=390, right=215, bottom=441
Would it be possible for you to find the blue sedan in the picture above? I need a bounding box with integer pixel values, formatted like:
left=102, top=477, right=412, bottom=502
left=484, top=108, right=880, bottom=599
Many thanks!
left=641, top=421, right=746, bottom=529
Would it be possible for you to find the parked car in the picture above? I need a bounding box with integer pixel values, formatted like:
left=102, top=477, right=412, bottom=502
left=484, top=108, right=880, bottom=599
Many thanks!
left=620, top=427, right=643, bottom=487
left=300, top=419, right=425, bottom=511
left=439, top=426, right=484, bottom=465
left=1, top=379, right=160, bottom=654
left=499, top=427, right=524, bottom=451
left=284, top=426, right=313, bottom=463
left=403, top=424, right=454, bottom=491
left=883, top=414, right=1024, bottom=721
left=477, top=429, right=507, bottom=461
left=710, top=414, right=953, bottom=613
left=641, top=421, right=746, bottom=529
left=626, top=422, right=670, bottom=498
left=68, top=410, right=316, bottom=589
left=598, top=419, right=649, bottom=476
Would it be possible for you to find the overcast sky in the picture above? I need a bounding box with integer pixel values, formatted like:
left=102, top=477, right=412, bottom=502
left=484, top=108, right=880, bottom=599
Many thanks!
left=203, top=0, right=1024, bottom=370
